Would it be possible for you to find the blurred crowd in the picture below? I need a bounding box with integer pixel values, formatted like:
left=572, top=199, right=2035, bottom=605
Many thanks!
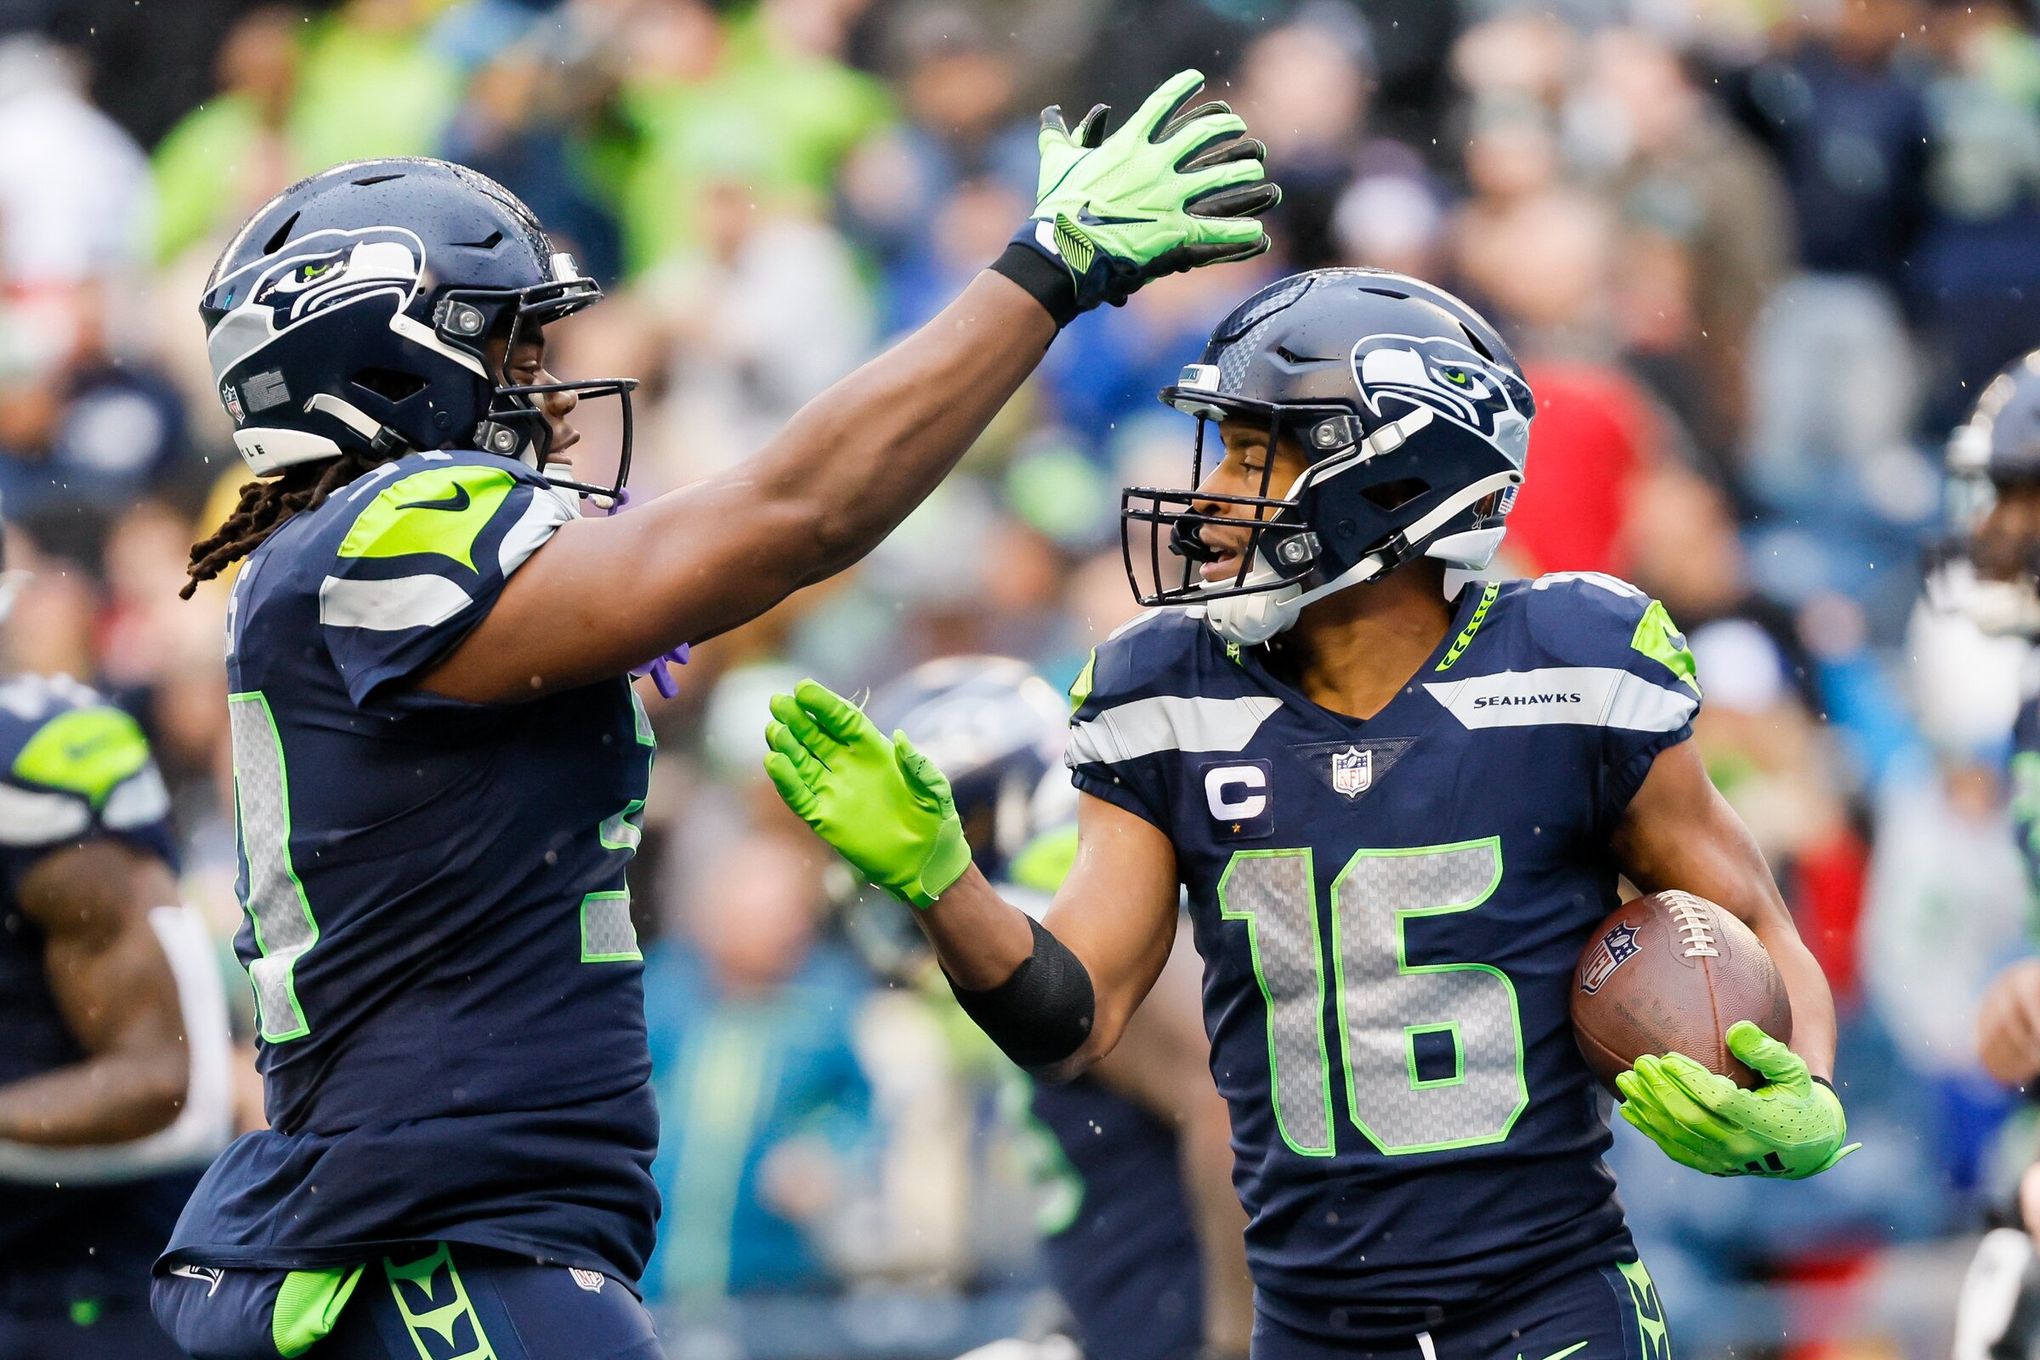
left=5, top=0, right=2040, bottom=1354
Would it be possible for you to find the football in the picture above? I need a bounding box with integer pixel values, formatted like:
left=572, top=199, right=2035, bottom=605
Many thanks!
left=1570, top=890, right=1792, bottom=1095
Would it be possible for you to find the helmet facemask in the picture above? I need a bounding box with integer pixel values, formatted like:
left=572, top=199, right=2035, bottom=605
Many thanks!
left=1123, top=357, right=1528, bottom=645
left=445, top=268, right=640, bottom=504
left=1930, top=429, right=2040, bottom=637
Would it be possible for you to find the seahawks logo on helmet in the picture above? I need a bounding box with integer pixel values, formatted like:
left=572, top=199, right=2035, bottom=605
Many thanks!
left=206, top=226, right=428, bottom=382
left=1351, top=334, right=1533, bottom=455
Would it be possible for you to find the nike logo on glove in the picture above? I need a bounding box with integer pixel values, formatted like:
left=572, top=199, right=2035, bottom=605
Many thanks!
left=1073, top=201, right=1155, bottom=226
left=397, top=486, right=472, bottom=513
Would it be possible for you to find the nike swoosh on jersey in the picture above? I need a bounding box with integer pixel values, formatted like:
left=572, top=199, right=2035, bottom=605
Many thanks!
left=1518, top=1341, right=1590, bottom=1360
left=396, top=486, right=472, bottom=513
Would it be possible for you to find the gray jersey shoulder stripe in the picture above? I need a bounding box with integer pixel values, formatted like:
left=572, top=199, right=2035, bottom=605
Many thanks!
left=497, top=488, right=573, bottom=576
left=1067, top=693, right=1283, bottom=766
left=318, top=573, right=473, bottom=633
left=0, top=782, right=90, bottom=844
left=1422, top=666, right=1696, bottom=732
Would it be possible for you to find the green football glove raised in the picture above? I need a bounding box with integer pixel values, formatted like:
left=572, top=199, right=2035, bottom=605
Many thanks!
left=993, top=68, right=1279, bottom=323
left=1614, top=1021, right=1859, bottom=1179
left=763, top=679, right=971, bottom=910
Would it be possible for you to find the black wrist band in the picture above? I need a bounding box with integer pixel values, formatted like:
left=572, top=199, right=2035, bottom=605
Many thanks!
left=989, top=240, right=1079, bottom=329
left=1810, top=1075, right=1837, bottom=1094
left=947, top=916, right=1095, bottom=1074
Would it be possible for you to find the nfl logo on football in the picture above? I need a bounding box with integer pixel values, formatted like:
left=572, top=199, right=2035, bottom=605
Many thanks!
left=1331, top=746, right=1372, bottom=798
left=1578, top=923, right=1641, bottom=995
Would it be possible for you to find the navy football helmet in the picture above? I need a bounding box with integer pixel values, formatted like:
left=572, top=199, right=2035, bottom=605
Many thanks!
left=1124, top=268, right=1534, bottom=644
left=1935, top=349, right=2040, bottom=636
left=835, top=657, right=1071, bottom=981
left=200, top=157, right=636, bottom=499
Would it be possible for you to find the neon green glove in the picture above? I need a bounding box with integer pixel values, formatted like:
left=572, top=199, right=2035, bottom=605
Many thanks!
left=1614, top=1021, right=1859, bottom=1179
left=763, top=679, right=971, bottom=910
left=999, top=68, right=1279, bottom=320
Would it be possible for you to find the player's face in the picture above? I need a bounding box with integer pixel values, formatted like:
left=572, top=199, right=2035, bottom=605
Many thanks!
left=485, top=320, right=580, bottom=463
left=1184, top=418, right=1313, bottom=581
left=1973, top=480, right=2040, bottom=583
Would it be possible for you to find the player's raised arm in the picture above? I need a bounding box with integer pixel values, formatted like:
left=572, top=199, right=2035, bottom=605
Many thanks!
left=418, top=71, right=1276, bottom=701
left=1607, top=738, right=1855, bottom=1179
left=763, top=679, right=1180, bottom=1081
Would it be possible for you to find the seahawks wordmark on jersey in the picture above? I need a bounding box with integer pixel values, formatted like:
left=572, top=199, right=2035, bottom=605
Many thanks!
left=163, top=449, right=661, bottom=1285
left=0, top=675, right=192, bottom=1298
left=1066, top=573, right=1700, bottom=1340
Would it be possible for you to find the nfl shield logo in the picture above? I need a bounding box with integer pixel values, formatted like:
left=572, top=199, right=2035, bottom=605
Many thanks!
left=1578, top=922, right=1642, bottom=995
left=1331, top=746, right=1372, bottom=798
left=220, top=381, right=244, bottom=424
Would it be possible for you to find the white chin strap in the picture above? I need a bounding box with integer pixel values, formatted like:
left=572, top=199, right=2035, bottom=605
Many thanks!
left=1202, top=470, right=1521, bottom=647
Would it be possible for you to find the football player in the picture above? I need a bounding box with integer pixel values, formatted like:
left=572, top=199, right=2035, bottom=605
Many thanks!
left=1934, top=350, right=2040, bottom=1360
left=0, top=519, right=235, bottom=1359
left=764, top=269, right=1853, bottom=1360
left=860, top=658, right=1251, bottom=1360
left=151, top=72, right=1276, bottom=1360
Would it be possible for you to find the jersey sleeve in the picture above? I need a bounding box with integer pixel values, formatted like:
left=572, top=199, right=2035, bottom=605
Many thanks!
left=315, top=454, right=574, bottom=710
left=0, top=679, right=175, bottom=890
left=1063, top=611, right=1209, bottom=834
left=1525, top=572, right=1703, bottom=830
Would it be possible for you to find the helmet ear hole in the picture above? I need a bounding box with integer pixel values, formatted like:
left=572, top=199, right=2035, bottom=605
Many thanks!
left=1359, top=478, right=1428, bottom=512
left=351, top=368, right=429, bottom=402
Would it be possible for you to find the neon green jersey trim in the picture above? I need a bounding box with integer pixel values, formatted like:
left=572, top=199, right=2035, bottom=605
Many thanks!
left=13, top=707, right=150, bottom=805
left=1068, top=649, right=1097, bottom=715
left=337, top=465, right=516, bottom=572
left=1434, top=582, right=1500, bottom=672
left=1631, top=599, right=1700, bottom=697
left=273, top=1264, right=363, bottom=1358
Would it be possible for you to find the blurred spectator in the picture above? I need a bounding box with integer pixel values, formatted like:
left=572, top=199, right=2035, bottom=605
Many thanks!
left=151, top=6, right=303, bottom=265
left=286, top=0, right=461, bottom=171
left=642, top=831, right=877, bottom=1310
left=1582, top=26, right=1794, bottom=453
left=0, top=32, right=151, bottom=286
left=611, top=0, right=893, bottom=276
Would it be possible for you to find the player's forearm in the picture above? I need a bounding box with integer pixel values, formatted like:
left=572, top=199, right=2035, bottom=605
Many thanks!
left=752, top=270, right=1056, bottom=579
left=1759, top=923, right=1837, bottom=1082
left=0, top=1046, right=187, bottom=1147
left=919, top=867, right=1113, bottom=1081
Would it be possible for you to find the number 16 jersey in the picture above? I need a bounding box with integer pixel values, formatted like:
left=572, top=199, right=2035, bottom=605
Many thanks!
left=1065, top=573, right=1702, bottom=1340
left=163, top=449, right=660, bottom=1287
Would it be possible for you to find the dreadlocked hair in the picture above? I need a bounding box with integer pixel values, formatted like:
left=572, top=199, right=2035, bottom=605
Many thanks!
left=180, top=449, right=385, bottom=599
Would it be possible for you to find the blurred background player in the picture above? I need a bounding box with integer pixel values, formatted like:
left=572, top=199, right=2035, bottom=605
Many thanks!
left=764, top=269, right=1852, bottom=1359
left=859, top=657, right=1252, bottom=1360
left=151, top=77, right=1275, bottom=1360
left=1938, top=350, right=2040, bottom=1360
left=0, top=514, right=234, bottom=1360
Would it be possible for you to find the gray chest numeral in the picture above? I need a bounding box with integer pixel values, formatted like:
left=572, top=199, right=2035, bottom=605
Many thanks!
left=1216, top=837, right=1527, bottom=1157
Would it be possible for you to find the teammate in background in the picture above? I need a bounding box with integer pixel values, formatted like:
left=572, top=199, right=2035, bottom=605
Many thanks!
left=152, top=73, right=1275, bottom=1360
left=766, top=270, right=1853, bottom=1359
left=1934, top=350, right=2040, bottom=1360
left=857, top=658, right=1251, bottom=1360
left=0, top=519, right=235, bottom=1360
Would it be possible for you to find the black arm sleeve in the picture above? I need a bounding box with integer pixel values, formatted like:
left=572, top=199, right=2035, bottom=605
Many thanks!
left=946, top=916, right=1096, bottom=1076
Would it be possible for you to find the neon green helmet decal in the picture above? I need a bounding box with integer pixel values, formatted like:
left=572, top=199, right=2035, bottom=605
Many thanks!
left=338, top=465, right=517, bottom=572
left=14, top=707, right=150, bottom=806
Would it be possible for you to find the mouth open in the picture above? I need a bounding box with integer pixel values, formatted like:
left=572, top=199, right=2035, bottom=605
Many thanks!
left=1200, top=548, right=1246, bottom=582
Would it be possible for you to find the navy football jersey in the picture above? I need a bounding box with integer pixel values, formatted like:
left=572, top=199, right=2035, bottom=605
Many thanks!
left=0, top=674, right=191, bottom=1297
left=1065, top=572, right=1701, bottom=1338
left=1028, top=1076, right=1204, bottom=1360
left=164, top=450, right=661, bottom=1284
left=2012, top=691, right=2040, bottom=898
